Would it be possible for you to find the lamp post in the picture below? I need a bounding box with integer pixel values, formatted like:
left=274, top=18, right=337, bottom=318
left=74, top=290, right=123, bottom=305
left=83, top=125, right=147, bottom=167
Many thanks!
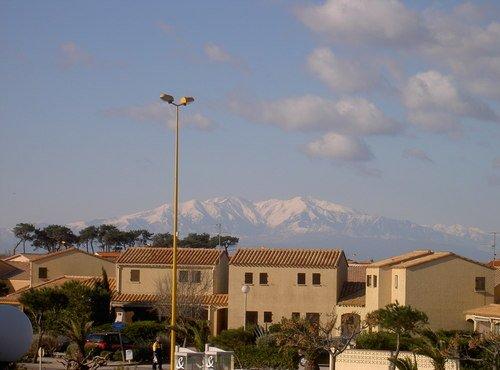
left=160, top=93, right=194, bottom=369
left=241, top=284, right=250, bottom=330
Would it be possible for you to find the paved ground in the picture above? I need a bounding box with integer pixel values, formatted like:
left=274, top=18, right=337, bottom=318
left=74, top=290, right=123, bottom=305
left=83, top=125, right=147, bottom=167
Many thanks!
left=20, top=358, right=157, bottom=370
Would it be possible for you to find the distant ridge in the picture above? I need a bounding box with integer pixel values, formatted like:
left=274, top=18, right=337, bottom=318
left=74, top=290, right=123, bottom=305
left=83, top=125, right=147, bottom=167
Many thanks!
left=0, top=196, right=491, bottom=260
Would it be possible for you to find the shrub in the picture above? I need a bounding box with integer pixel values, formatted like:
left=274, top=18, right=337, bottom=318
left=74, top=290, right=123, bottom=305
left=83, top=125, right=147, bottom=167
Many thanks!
left=92, top=322, right=114, bottom=333
left=355, top=331, right=413, bottom=351
left=209, top=327, right=255, bottom=350
left=27, top=333, right=60, bottom=357
left=123, top=320, right=166, bottom=344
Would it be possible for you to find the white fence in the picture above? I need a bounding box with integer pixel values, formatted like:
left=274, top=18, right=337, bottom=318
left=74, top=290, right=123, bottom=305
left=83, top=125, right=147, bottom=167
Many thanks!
left=334, top=349, right=460, bottom=370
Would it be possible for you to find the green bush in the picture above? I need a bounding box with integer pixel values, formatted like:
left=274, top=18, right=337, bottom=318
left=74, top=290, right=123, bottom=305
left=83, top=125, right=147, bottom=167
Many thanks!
left=209, top=327, right=255, bottom=350
left=355, top=331, right=412, bottom=351
left=123, top=320, right=166, bottom=344
left=92, top=322, right=114, bottom=333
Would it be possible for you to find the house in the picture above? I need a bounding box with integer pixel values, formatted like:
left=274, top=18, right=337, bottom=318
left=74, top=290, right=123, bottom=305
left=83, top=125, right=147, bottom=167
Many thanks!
left=464, top=303, right=500, bottom=334
left=488, top=260, right=500, bottom=303
left=365, top=250, right=495, bottom=330
left=30, top=247, right=116, bottom=287
left=227, top=248, right=348, bottom=329
left=0, top=259, right=30, bottom=293
left=112, top=247, right=229, bottom=335
left=0, top=275, right=116, bottom=307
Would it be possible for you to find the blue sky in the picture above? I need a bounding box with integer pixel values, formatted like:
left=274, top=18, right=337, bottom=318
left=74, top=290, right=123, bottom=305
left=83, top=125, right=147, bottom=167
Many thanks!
left=1, top=0, right=499, bottom=231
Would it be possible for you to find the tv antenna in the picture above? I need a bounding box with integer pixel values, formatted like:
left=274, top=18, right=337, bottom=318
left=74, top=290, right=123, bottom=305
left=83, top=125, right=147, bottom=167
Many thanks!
left=216, top=222, right=222, bottom=248
left=491, top=232, right=498, bottom=262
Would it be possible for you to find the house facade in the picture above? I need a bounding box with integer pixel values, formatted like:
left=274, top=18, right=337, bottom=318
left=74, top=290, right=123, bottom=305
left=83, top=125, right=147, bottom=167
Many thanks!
left=365, top=250, right=495, bottom=330
left=112, top=247, right=229, bottom=335
left=29, top=248, right=116, bottom=287
left=227, top=248, right=348, bottom=329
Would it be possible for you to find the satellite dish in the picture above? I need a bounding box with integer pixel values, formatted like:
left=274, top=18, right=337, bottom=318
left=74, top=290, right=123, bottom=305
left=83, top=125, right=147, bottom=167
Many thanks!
left=0, top=305, right=33, bottom=362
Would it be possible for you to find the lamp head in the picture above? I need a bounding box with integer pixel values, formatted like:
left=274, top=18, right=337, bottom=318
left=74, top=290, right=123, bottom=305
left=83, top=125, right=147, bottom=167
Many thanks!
left=160, top=93, right=175, bottom=104
left=179, top=96, right=194, bottom=106
left=241, top=284, right=250, bottom=294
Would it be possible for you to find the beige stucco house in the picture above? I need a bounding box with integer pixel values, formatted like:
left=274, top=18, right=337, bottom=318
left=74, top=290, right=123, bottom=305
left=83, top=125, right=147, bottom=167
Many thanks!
left=112, top=247, right=229, bottom=335
left=30, top=247, right=116, bottom=287
left=488, top=260, right=500, bottom=303
left=465, top=303, right=500, bottom=334
left=0, top=253, right=44, bottom=292
left=365, top=250, right=495, bottom=330
left=227, top=248, right=349, bottom=329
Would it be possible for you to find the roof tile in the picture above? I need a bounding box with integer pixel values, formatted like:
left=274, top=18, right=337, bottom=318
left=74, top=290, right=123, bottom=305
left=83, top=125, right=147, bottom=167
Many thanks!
left=117, top=247, right=224, bottom=266
left=230, top=248, right=343, bottom=268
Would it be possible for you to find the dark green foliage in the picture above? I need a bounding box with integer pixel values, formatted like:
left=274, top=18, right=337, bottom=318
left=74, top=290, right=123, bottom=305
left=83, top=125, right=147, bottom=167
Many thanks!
left=12, top=223, right=36, bottom=253
left=388, top=356, right=418, bottom=370
left=152, top=233, right=173, bottom=247
left=355, top=332, right=413, bottom=351
left=78, top=226, right=99, bottom=253
left=0, top=280, right=9, bottom=296
left=122, top=320, right=166, bottom=344
left=210, top=327, right=255, bottom=349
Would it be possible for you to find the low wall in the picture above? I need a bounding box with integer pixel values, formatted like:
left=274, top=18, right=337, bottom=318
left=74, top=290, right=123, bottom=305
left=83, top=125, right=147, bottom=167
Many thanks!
left=335, top=349, right=460, bottom=370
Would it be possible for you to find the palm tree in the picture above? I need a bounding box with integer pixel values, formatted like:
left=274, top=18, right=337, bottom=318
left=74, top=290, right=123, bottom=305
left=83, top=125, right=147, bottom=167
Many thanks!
left=412, top=329, right=457, bottom=370
left=388, top=356, right=419, bottom=370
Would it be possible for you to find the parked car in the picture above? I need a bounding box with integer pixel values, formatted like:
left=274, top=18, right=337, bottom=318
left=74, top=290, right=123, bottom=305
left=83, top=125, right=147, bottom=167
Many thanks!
left=85, top=332, right=135, bottom=351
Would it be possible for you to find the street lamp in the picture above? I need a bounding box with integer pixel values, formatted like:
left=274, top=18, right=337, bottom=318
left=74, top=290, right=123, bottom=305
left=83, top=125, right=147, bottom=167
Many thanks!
left=160, top=92, right=194, bottom=369
left=241, top=284, right=250, bottom=330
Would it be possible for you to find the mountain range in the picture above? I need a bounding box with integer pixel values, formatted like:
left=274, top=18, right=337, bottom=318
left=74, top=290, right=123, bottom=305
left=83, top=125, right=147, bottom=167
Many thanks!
left=1, top=196, right=491, bottom=260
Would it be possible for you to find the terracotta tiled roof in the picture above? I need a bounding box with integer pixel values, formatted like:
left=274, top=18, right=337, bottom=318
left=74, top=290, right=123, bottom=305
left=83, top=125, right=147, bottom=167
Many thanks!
left=0, top=260, right=30, bottom=280
left=464, top=304, right=500, bottom=318
left=392, top=252, right=494, bottom=270
left=95, top=251, right=122, bottom=262
left=32, top=247, right=114, bottom=264
left=111, top=293, right=228, bottom=308
left=488, top=260, right=500, bottom=268
left=3, top=253, right=45, bottom=262
left=230, top=248, right=343, bottom=268
left=369, top=250, right=433, bottom=268
left=0, top=275, right=116, bottom=306
left=117, top=247, right=224, bottom=266
left=338, top=282, right=365, bottom=307
left=347, top=264, right=367, bottom=283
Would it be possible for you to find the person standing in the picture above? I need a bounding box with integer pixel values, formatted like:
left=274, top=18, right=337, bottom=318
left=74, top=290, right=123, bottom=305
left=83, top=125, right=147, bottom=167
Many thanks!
left=152, top=336, right=162, bottom=370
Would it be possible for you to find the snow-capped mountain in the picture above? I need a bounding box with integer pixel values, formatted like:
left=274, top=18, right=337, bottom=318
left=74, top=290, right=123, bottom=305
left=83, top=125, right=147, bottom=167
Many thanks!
left=1, top=196, right=492, bottom=259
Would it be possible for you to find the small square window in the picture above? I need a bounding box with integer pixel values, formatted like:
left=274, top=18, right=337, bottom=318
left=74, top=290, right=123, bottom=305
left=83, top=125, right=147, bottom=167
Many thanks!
left=191, top=270, right=201, bottom=283
left=130, top=269, right=140, bottom=282
left=297, top=273, right=306, bottom=285
left=366, top=275, right=372, bottom=287
left=179, top=270, right=189, bottom=283
left=38, top=267, right=47, bottom=279
left=259, top=273, right=268, bottom=285
left=373, top=275, right=378, bottom=288
left=475, top=277, right=486, bottom=292
left=312, top=273, right=321, bottom=285
left=292, top=312, right=300, bottom=320
left=244, top=272, right=253, bottom=284
left=264, top=311, right=273, bottom=323
left=305, top=313, right=320, bottom=326
left=394, top=275, right=398, bottom=289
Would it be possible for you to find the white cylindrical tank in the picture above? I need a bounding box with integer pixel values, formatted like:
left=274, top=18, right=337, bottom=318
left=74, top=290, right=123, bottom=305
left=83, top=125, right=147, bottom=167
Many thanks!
left=0, top=305, right=33, bottom=362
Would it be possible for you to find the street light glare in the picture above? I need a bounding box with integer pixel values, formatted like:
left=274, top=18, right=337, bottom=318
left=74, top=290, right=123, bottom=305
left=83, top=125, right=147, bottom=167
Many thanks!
left=180, top=96, right=194, bottom=106
left=160, top=93, right=174, bottom=104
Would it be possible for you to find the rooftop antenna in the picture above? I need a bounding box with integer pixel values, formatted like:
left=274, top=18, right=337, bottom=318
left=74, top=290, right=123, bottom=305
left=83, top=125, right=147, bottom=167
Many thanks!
left=492, top=232, right=498, bottom=262
left=216, top=222, right=222, bottom=248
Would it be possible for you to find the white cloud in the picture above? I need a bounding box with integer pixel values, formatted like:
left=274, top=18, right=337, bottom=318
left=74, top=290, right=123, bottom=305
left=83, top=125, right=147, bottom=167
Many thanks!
left=403, top=70, right=498, bottom=132
left=402, top=148, right=434, bottom=164
left=230, top=94, right=401, bottom=135
left=304, top=133, right=373, bottom=162
left=204, top=42, right=249, bottom=73
left=296, top=0, right=428, bottom=47
left=59, top=42, right=94, bottom=69
left=104, top=102, right=214, bottom=131
left=307, top=48, right=382, bottom=93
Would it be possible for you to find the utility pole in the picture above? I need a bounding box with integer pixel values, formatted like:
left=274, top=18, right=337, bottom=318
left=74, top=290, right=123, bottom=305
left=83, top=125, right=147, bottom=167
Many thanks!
left=492, top=232, right=498, bottom=262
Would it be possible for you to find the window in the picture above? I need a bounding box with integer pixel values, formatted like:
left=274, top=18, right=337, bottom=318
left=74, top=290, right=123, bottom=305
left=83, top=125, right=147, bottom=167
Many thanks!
left=245, top=311, right=258, bottom=326
left=244, top=272, right=253, bottom=284
left=394, top=275, right=398, bottom=289
left=130, top=269, right=140, bottom=282
left=366, top=275, right=372, bottom=287
left=259, top=273, right=268, bottom=285
left=312, top=273, right=321, bottom=285
left=475, top=277, right=486, bottom=292
left=38, top=267, right=47, bottom=279
left=305, top=313, right=320, bottom=326
left=297, top=273, right=306, bottom=285
left=292, top=312, right=300, bottom=320
left=264, top=311, right=273, bottom=323
left=373, top=275, right=378, bottom=288
left=179, top=270, right=189, bottom=283
left=191, top=270, right=201, bottom=283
